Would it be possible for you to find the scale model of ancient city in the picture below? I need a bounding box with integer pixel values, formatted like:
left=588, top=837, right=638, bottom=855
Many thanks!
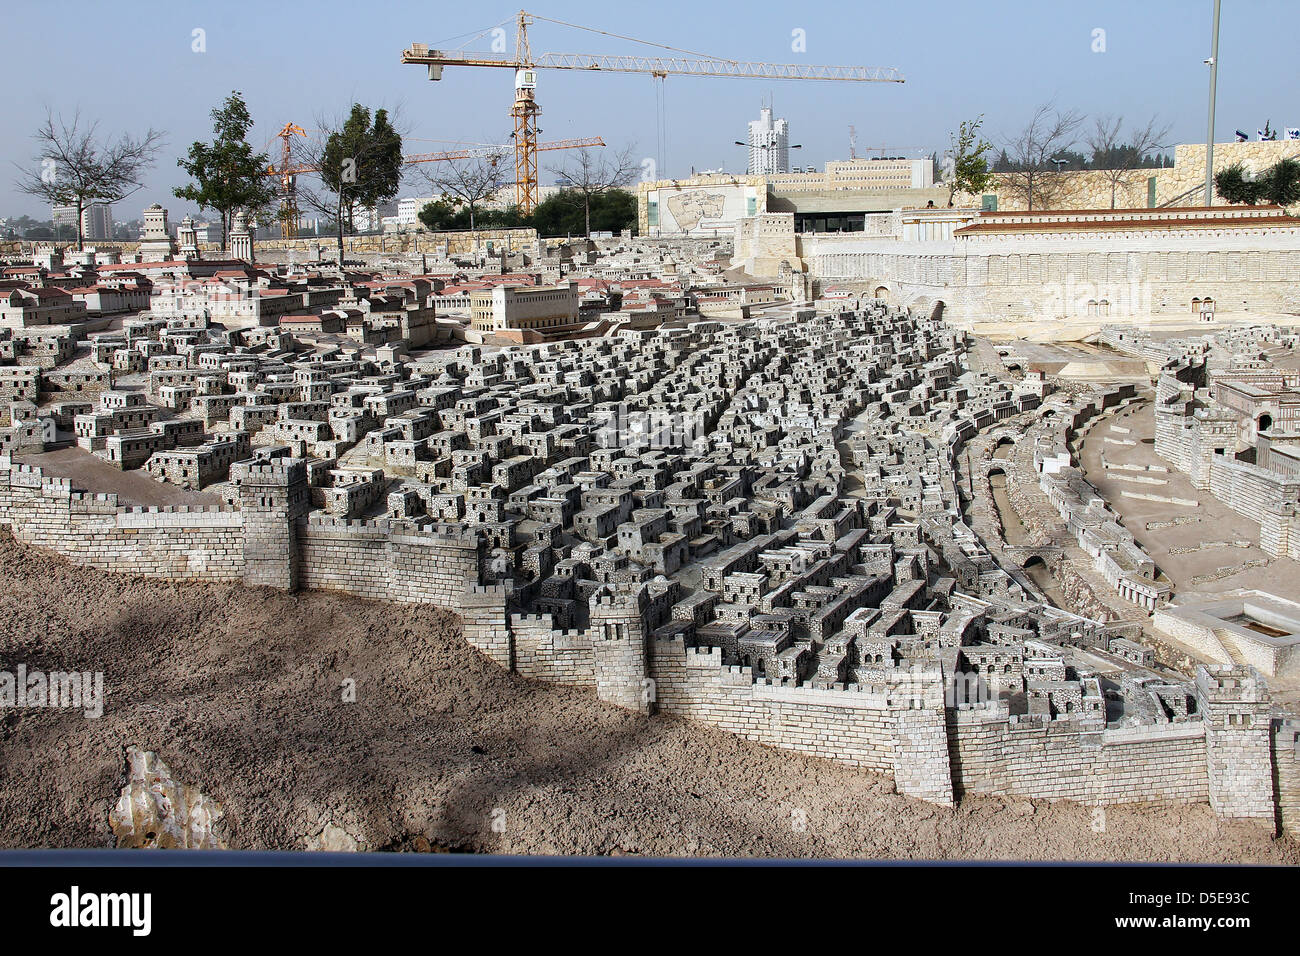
left=5, top=18, right=1300, bottom=858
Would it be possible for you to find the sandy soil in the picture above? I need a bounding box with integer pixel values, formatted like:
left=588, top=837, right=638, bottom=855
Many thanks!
left=0, top=529, right=1296, bottom=861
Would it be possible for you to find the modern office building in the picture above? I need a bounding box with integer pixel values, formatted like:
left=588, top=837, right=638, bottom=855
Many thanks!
left=52, top=202, right=114, bottom=240
left=747, top=105, right=790, bottom=176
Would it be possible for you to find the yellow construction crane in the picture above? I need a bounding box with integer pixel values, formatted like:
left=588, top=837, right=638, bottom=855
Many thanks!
left=273, top=123, right=308, bottom=238
left=401, top=10, right=904, bottom=214
left=267, top=123, right=604, bottom=237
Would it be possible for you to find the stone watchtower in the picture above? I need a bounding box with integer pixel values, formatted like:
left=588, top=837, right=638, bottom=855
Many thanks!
left=178, top=216, right=200, bottom=260
left=229, top=212, right=254, bottom=264
left=1195, top=665, right=1275, bottom=826
left=589, top=583, right=654, bottom=715
left=231, top=455, right=310, bottom=590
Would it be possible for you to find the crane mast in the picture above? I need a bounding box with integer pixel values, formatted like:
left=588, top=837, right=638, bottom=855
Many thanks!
left=402, top=9, right=904, bottom=214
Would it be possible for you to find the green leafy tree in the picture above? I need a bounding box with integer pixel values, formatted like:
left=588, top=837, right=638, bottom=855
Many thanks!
left=532, top=188, right=636, bottom=237
left=944, top=115, right=995, bottom=206
left=16, top=108, right=164, bottom=251
left=1261, top=158, right=1300, bottom=206
left=1215, top=162, right=1265, bottom=205
left=416, top=199, right=527, bottom=232
left=174, top=92, right=276, bottom=252
left=297, top=104, right=404, bottom=263
left=416, top=198, right=463, bottom=231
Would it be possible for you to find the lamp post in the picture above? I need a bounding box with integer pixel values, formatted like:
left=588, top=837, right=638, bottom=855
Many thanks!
left=1204, top=0, right=1222, bottom=206
left=735, top=140, right=801, bottom=175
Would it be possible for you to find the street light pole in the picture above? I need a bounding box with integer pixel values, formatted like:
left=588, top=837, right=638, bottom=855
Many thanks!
left=734, top=141, right=800, bottom=175
left=1204, top=0, right=1222, bottom=207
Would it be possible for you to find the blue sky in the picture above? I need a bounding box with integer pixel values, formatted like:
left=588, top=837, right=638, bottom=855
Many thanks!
left=6, top=0, right=1299, bottom=219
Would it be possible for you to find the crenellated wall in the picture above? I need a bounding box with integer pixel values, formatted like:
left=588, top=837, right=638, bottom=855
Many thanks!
left=948, top=706, right=1209, bottom=806
left=0, top=457, right=243, bottom=580
left=296, top=515, right=484, bottom=609
left=649, top=637, right=954, bottom=805
left=0, top=456, right=484, bottom=608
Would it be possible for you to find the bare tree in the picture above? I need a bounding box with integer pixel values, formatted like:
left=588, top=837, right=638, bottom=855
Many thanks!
left=15, top=108, right=165, bottom=250
left=999, top=102, right=1085, bottom=210
left=550, top=145, right=638, bottom=238
left=1085, top=114, right=1171, bottom=208
left=419, top=150, right=509, bottom=231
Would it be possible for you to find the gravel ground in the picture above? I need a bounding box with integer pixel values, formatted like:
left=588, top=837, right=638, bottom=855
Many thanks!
left=1, top=528, right=1296, bottom=862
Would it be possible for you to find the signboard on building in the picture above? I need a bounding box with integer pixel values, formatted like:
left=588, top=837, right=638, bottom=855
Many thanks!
left=645, top=183, right=760, bottom=236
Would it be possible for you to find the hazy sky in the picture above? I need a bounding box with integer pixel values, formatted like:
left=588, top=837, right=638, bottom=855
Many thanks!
left=6, top=0, right=1298, bottom=220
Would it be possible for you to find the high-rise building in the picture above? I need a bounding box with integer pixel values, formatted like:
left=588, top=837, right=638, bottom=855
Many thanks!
left=52, top=202, right=114, bottom=240
left=82, top=203, right=113, bottom=240
left=747, top=105, right=790, bottom=175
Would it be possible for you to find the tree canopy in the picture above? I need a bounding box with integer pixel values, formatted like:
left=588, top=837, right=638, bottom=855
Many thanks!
left=1216, top=159, right=1300, bottom=207
left=415, top=187, right=636, bottom=238
left=944, top=116, right=995, bottom=205
left=174, top=92, right=277, bottom=251
left=318, top=104, right=404, bottom=232
left=292, top=103, right=405, bottom=264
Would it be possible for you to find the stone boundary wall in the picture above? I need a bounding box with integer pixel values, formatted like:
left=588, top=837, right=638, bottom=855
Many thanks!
left=953, top=140, right=1300, bottom=212
left=1209, top=455, right=1300, bottom=527
left=0, top=458, right=484, bottom=604
left=0, top=457, right=243, bottom=581
left=948, top=707, right=1209, bottom=805
left=803, top=234, right=1300, bottom=323
left=0, top=228, right=540, bottom=260
left=650, top=638, right=954, bottom=805
left=295, top=513, right=483, bottom=611
left=511, top=613, right=596, bottom=686
left=1273, top=719, right=1300, bottom=835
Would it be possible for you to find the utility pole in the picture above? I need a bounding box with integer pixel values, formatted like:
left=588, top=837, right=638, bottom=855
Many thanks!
left=1204, top=0, right=1222, bottom=206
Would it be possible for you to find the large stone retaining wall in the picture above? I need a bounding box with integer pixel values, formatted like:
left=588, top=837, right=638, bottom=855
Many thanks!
left=804, top=236, right=1300, bottom=324
left=485, top=617, right=1229, bottom=813
left=1209, top=455, right=1300, bottom=526
left=1, top=228, right=540, bottom=261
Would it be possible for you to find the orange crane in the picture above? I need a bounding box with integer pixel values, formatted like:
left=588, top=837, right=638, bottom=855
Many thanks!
left=401, top=10, right=904, bottom=214
left=272, top=123, right=307, bottom=238
left=267, top=125, right=604, bottom=238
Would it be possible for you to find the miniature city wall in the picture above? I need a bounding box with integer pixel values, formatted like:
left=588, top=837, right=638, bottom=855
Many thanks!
left=0, top=456, right=484, bottom=607
left=493, top=609, right=1273, bottom=815
left=1, top=450, right=1296, bottom=830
